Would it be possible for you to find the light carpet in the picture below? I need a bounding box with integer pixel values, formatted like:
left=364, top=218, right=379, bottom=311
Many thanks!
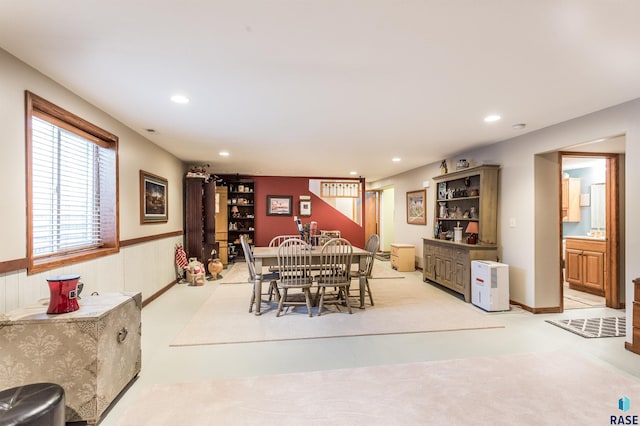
left=170, top=277, right=503, bottom=346
left=218, top=260, right=404, bottom=284
left=117, top=351, right=640, bottom=425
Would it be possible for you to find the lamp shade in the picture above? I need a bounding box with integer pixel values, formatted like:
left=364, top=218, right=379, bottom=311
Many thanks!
left=231, top=206, right=239, bottom=213
left=465, top=221, right=479, bottom=234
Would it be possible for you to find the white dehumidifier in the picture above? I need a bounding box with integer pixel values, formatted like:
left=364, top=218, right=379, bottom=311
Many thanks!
left=471, top=260, right=509, bottom=311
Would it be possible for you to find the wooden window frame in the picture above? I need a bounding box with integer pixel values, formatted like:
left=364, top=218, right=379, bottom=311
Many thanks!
left=25, top=91, right=120, bottom=274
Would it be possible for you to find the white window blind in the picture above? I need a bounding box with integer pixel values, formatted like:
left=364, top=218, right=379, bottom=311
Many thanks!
left=31, top=115, right=108, bottom=257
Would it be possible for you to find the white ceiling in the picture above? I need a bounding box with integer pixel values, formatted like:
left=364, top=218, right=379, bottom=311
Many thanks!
left=1, top=1, right=639, bottom=181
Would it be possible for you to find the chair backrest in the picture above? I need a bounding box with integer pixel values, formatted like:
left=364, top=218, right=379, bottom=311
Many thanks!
left=362, top=234, right=380, bottom=277
left=240, top=235, right=256, bottom=281
left=277, top=238, right=312, bottom=286
left=269, top=235, right=300, bottom=247
left=319, top=237, right=353, bottom=284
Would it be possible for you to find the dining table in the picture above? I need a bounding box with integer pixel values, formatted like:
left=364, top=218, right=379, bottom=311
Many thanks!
left=251, top=245, right=371, bottom=315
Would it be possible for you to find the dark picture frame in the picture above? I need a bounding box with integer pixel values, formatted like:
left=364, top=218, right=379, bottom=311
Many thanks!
left=299, top=199, right=312, bottom=216
left=140, top=170, right=168, bottom=223
left=406, top=189, right=426, bottom=225
left=267, top=195, right=293, bottom=216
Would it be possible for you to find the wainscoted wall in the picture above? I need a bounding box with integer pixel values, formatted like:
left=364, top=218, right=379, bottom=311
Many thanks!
left=0, top=48, right=186, bottom=315
left=0, top=235, right=182, bottom=315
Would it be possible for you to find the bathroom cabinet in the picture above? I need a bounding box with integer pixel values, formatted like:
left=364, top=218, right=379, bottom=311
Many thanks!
left=562, top=178, right=581, bottom=222
left=565, top=237, right=606, bottom=296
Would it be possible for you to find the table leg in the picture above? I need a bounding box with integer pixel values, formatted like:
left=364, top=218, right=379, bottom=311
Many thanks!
left=359, top=256, right=366, bottom=309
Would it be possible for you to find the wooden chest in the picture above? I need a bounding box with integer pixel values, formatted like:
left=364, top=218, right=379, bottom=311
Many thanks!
left=0, top=292, right=141, bottom=424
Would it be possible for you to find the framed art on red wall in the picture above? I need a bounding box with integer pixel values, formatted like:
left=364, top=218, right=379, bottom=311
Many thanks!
left=266, top=195, right=293, bottom=216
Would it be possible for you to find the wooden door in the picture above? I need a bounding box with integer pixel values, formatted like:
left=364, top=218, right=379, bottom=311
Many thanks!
left=565, top=248, right=583, bottom=285
left=364, top=190, right=379, bottom=245
left=583, top=250, right=605, bottom=296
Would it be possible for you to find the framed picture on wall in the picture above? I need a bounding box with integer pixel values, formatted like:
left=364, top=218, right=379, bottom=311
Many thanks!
left=299, top=199, right=312, bottom=216
left=267, top=195, right=293, bottom=216
left=406, top=189, right=426, bottom=225
left=140, top=170, right=168, bottom=223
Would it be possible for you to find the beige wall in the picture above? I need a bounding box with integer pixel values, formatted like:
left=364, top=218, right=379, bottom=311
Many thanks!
left=370, top=98, right=640, bottom=342
left=0, top=48, right=185, bottom=314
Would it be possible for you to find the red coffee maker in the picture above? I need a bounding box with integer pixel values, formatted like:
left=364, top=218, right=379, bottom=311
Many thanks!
left=46, top=274, right=81, bottom=314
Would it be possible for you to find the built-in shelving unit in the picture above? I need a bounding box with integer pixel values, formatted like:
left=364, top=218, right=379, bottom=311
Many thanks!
left=227, top=179, right=254, bottom=262
left=423, top=164, right=500, bottom=301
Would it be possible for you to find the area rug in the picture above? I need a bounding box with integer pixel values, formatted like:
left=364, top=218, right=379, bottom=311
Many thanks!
left=116, top=351, right=640, bottom=426
left=170, top=278, right=503, bottom=346
left=218, top=260, right=404, bottom=284
left=546, top=317, right=626, bottom=338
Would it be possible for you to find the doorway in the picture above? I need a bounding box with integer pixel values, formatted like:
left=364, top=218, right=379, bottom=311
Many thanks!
left=364, top=190, right=380, bottom=245
left=560, top=152, right=621, bottom=310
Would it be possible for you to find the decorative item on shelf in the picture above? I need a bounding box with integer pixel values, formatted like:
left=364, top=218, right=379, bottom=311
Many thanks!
left=439, top=202, right=447, bottom=219
left=465, top=221, right=479, bottom=244
left=207, top=249, right=223, bottom=280
left=470, top=189, right=479, bottom=197
left=231, top=205, right=240, bottom=218
left=185, top=164, right=210, bottom=179
left=470, top=206, right=478, bottom=219
left=454, top=221, right=463, bottom=242
left=440, top=160, right=448, bottom=174
left=456, top=159, right=469, bottom=170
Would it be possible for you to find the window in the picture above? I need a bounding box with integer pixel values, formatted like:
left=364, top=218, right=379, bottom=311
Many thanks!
left=26, top=92, right=119, bottom=274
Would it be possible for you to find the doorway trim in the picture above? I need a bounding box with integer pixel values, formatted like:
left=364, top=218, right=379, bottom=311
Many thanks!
left=559, top=152, right=621, bottom=309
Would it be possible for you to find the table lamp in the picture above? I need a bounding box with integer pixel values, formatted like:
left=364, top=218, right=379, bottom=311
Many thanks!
left=231, top=205, right=239, bottom=218
left=465, top=221, right=479, bottom=244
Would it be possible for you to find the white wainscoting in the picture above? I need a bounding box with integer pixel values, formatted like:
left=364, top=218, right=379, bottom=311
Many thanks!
left=0, top=235, right=183, bottom=315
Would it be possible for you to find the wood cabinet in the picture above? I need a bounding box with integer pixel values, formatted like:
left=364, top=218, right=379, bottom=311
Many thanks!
left=423, top=238, right=498, bottom=301
left=184, top=177, right=217, bottom=265
left=390, top=244, right=415, bottom=272
left=227, top=179, right=255, bottom=261
left=433, top=164, right=499, bottom=245
left=562, top=177, right=581, bottom=222
left=0, top=293, right=141, bottom=424
left=215, top=186, right=229, bottom=266
left=626, top=278, right=640, bottom=355
left=426, top=165, right=500, bottom=301
left=565, top=237, right=606, bottom=296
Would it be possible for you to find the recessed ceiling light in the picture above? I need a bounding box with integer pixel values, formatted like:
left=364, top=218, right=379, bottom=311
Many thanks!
left=171, top=94, right=189, bottom=104
left=484, top=114, right=501, bottom=123
left=349, top=171, right=358, bottom=176
left=392, top=157, right=401, bottom=162
left=219, top=151, right=230, bottom=157
left=512, top=123, right=526, bottom=130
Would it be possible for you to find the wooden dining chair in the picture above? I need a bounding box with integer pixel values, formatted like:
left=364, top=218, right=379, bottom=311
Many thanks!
left=316, top=237, right=353, bottom=315
left=268, top=235, right=300, bottom=247
left=275, top=238, right=314, bottom=317
left=350, top=233, right=379, bottom=306
left=241, top=235, right=280, bottom=313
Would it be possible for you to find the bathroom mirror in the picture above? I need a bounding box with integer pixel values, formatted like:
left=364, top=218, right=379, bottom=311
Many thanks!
left=590, top=183, right=605, bottom=232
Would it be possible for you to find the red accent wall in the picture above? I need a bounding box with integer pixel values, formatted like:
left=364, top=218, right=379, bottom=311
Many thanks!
left=253, top=176, right=365, bottom=248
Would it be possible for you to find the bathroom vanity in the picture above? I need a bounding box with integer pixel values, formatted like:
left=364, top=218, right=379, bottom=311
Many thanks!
left=564, top=236, right=606, bottom=296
